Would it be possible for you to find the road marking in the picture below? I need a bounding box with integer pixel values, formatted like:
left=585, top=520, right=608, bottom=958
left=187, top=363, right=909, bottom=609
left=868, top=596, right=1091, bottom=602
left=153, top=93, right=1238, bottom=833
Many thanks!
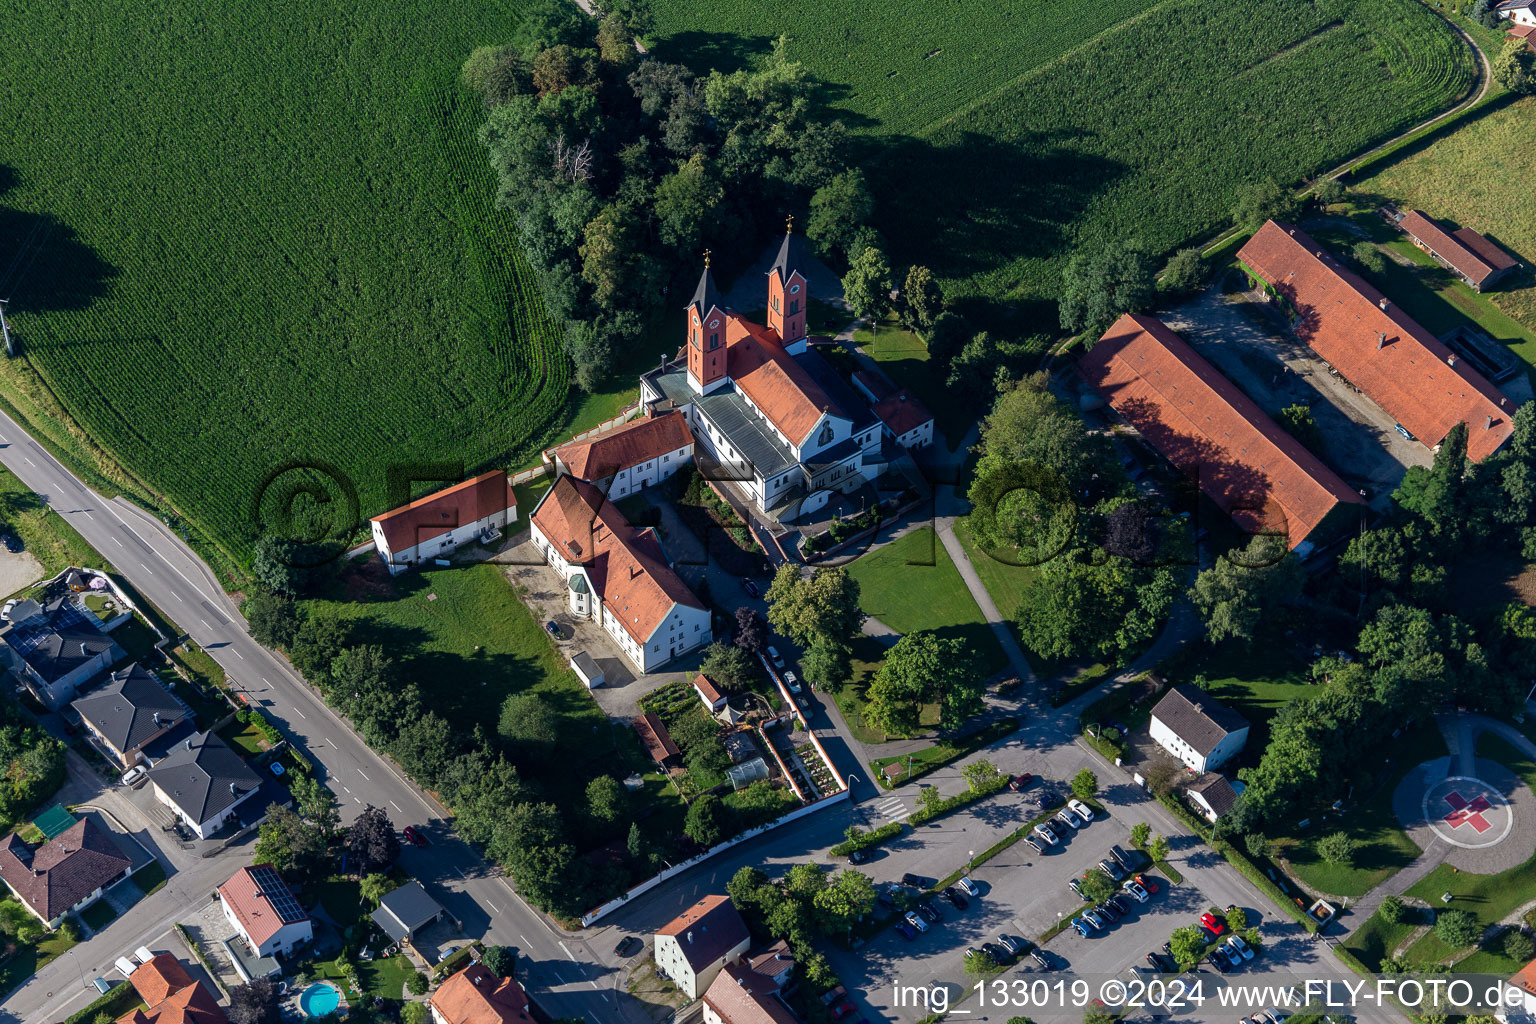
left=294, top=708, right=306, bottom=719
left=455, top=867, right=468, bottom=880
left=357, top=769, right=369, bottom=781
left=487, top=901, right=499, bottom=913
left=520, top=935, right=530, bottom=946
left=263, top=677, right=272, bottom=685
left=589, top=981, right=601, bottom=990
left=82, top=511, right=94, bottom=520
left=113, top=537, right=123, bottom=547
left=199, top=618, right=211, bottom=630
left=553, top=971, right=569, bottom=985
left=558, top=940, right=577, bottom=961
left=601, top=994, right=610, bottom=1003
left=22, top=457, right=32, bottom=466
left=233, top=649, right=244, bottom=660
left=342, top=786, right=352, bottom=794
left=389, top=800, right=401, bottom=811
left=140, top=563, right=154, bottom=575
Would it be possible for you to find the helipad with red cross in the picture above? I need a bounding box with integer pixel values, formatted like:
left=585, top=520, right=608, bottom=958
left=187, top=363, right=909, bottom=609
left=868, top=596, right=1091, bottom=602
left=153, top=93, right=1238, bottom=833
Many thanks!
left=1422, top=776, right=1513, bottom=849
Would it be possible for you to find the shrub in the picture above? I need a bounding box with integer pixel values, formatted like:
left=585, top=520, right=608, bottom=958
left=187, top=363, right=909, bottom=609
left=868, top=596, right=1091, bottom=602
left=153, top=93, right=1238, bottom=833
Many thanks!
left=1504, top=929, right=1535, bottom=962
left=407, top=971, right=429, bottom=996
left=1434, top=908, right=1480, bottom=949
left=1379, top=895, right=1406, bottom=925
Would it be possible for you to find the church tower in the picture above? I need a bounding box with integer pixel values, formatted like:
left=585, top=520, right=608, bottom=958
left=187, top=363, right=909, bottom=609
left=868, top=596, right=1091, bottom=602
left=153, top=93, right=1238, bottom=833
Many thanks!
left=766, top=218, right=810, bottom=356
left=686, top=253, right=728, bottom=395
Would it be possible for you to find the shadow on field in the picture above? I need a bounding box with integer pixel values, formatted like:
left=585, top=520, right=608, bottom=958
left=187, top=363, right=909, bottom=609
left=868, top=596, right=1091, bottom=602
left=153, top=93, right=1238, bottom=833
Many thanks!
left=0, top=163, right=117, bottom=316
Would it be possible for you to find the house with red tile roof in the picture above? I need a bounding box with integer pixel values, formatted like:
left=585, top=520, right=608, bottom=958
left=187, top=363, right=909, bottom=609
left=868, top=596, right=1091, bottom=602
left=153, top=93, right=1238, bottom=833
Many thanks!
left=640, top=230, right=893, bottom=521
left=1395, top=210, right=1518, bottom=291
left=701, top=964, right=801, bottom=1024
left=693, top=673, right=727, bottom=713
left=546, top=412, right=695, bottom=500
left=1238, top=221, right=1514, bottom=462
left=430, top=963, right=533, bottom=1024
left=529, top=475, right=710, bottom=673
left=1080, top=314, right=1364, bottom=551
left=369, top=471, right=517, bottom=575
left=852, top=370, right=935, bottom=450
left=0, top=817, right=132, bottom=928
left=218, top=863, right=312, bottom=958
left=116, top=953, right=226, bottom=1024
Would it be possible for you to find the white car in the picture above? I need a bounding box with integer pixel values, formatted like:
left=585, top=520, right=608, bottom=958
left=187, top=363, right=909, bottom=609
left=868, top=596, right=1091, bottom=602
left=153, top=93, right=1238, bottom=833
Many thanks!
left=1056, top=808, right=1083, bottom=830
left=766, top=645, right=785, bottom=668
left=1033, top=824, right=1060, bottom=846
left=958, top=876, right=979, bottom=897
left=1068, top=798, right=1095, bottom=821
left=1227, top=935, right=1255, bottom=961
left=905, top=911, right=929, bottom=933
left=1122, top=879, right=1150, bottom=903
left=121, top=765, right=147, bottom=788
left=784, top=671, right=801, bottom=693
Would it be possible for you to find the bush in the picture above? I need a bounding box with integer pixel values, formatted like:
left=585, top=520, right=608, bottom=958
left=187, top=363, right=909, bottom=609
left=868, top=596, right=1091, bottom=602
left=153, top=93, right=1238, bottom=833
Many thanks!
left=830, top=821, right=905, bottom=857
left=1504, top=929, right=1535, bottom=963
left=1379, top=895, right=1406, bottom=925
left=1434, top=909, right=1480, bottom=949
left=407, top=970, right=429, bottom=996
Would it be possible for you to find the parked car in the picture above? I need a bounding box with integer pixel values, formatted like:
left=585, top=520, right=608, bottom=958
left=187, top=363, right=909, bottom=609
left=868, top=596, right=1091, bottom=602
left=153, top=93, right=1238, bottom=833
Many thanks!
left=1110, top=844, right=1138, bottom=871
left=614, top=936, right=641, bottom=957
left=1227, top=935, right=1255, bottom=962
left=1056, top=808, right=1083, bottom=830
left=1068, top=878, right=1085, bottom=899
left=544, top=620, right=562, bottom=639
left=1264, top=1009, right=1288, bottom=1024
left=1067, top=798, right=1095, bottom=821
left=1135, top=873, right=1159, bottom=894
left=901, top=872, right=928, bottom=888
left=832, top=1002, right=856, bottom=1019
left=1023, top=837, right=1043, bottom=854
left=1200, top=912, right=1227, bottom=937
left=958, top=876, right=979, bottom=897
left=402, top=825, right=428, bottom=847
left=1098, top=858, right=1126, bottom=882
left=849, top=848, right=870, bottom=865
left=1008, top=773, right=1034, bottom=791
left=1033, top=824, right=1059, bottom=846
left=784, top=671, right=801, bottom=693
left=875, top=891, right=893, bottom=909
left=943, top=887, right=968, bottom=910
left=1095, top=901, right=1120, bottom=923
left=965, top=947, right=987, bottom=965
left=1123, top=879, right=1150, bottom=903
left=918, top=901, right=942, bottom=923
left=794, top=696, right=808, bottom=711
left=1031, top=950, right=1052, bottom=969
left=820, top=987, right=848, bottom=1007
left=1082, top=908, right=1107, bottom=929
left=1071, top=918, right=1093, bottom=938
left=741, top=578, right=759, bottom=598
left=904, top=911, right=928, bottom=933
left=1108, top=895, right=1130, bottom=916
left=120, top=765, right=147, bottom=788
left=1146, top=952, right=1171, bottom=972
left=998, top=934, right=1022, bottom=955
left=894, top=922, right=916, bottom=940
left=1395, top=423, right=1415, bottom=441
left=983, top=942, right=1010, bottom=963
left=767, top=645, right=785, bottom=667
left=1208, top=947, right=1231, bottom=973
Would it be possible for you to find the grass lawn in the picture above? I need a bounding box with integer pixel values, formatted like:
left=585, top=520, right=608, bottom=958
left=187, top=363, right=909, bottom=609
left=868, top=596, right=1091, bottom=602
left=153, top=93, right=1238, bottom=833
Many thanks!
left=952, top=519, right=1036, bottom=624
left=0, top=913, right=78, bottom=994
left=216, top=717, right=269, bottom=759
left=1278, top=719, right=1447, bottom=900
left=0, top=468, right=109, bottom=593
left=854, top=314, right=972, bottom=449
left=845, top=526, right=1008, bottom=678
left=131, top=860, right=167, bottom=897
left=78, top=899, right=117, bottom=932
left=157, top=666, right=232, bottom=730
left=310, top=953, right=418, bottom=1001
left=1340, top=908, right=1424, bottom=971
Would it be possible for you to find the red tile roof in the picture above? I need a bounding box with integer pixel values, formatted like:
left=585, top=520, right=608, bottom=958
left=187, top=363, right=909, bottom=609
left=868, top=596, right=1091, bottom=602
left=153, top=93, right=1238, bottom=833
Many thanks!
left=371, top=471, right=515, bottom=554
left=0, top=817, right=132, bottom=921
left=129, top=954, right=193, bottom=1006
left=1238, top=221, right=1513, bottom=461
left=633, top=712, right=681, bottom=763
left=725, top=315, right=841, bottom=445
left=1511, top=956, right=1536, bottom=996
left=872, top=390, right=933, bottom=437
left=550, top=412, right=694, bottom=482
left=217, top=864, right=308, bottom=948
left=1398, top=210, right=1513, bottom=288
left=430, top=964, right=532, bottom=1024
left=1509, top=23, right=1534, bottom=37
left=693, top=673, right=724, bottom=707
left=119, top=955, right=226, bottom=1024
left=530, top=476, right=703, bottom=644
left=1452, top=225, right=1518, bottom=273
left=1080, top=314, right=1364, bottom=548
left=702, top=964, right=800, bottom=1024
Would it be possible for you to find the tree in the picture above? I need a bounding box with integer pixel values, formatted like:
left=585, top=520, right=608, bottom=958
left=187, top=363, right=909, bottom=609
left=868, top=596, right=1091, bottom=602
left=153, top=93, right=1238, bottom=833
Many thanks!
left=733, top=607, right=766, bottom=653
left=1435, top=908, right=1480, bottom=949
left=1071, top=769, right=1098, bottom=802
left=802, top=636, right=851, bottom=690
left=1232, top=178, right=1300, bottom=230
left=1244, top=833, right=1275, bottom=860
left=253, top=805, right=328, bottom=877
left=684, top=794, right=731, bottom=846
left=699, top=642, right=753, bottom=691
left=842, top=245, right=893, bottom=327
left=812, top=869, right=876, bottom=934
left=1278, top=403, right=1324, bottom=453
left=245, top=590, right=302, bottom=648
left=765, top=565, right=865, bottom=647
left=1148, top=834, right=1170, bottom=863
left=407, top=970, right=430, bottom=996
left=360, top=873, right=394, bottom=908
left=626, top=822, right=649, bottom=863
left=1504, top=929, right=1536, bottom=962
left=227, top=978, right=279, bottom=1024
left=498, top=692, right=562, bottom=755
left=865, top=631, right=969, bottom=735
left=1379, top=895, right=1407, bottom=925
left=1351, top=240, right=1386, bottom=276
left=483, top=944, right=518, bottom=977
left=1188, top=534, right=1303, bottom=646
left=1079, top=870, right=1118, bottom=904
left=1494, top=37, right=1536, bottom=95
left=1316, top=830, right=1359, bottom=866
left=902, top=265, right=944, bottom=333
left=1159, top=248, right=1209, bottom=297
left=965, top=455, right=1077, bottom=562
left=289, top=771, right=340, bottom=840
left=927, top=311, right=970, bottom=367
left=961, top=758, right=1002, bottom=793
left=980, top=373, right=1105, bottom=490
left=965, top=946, right=998, bottom=974
left=1313, top=177, right=1346, bottom=207
left=946, top=331, right=1004, bottom=394
left=655, top=154, right=724, bottom=251
left=346, top=805, right=400, bottom=874
left=727, top=865, right=770, bottom=913
left=251, top=535, right=310, bottom=596
left=1169, top=925, right=1206, bottom=969
left=1130, top=822, right=1151, bottom=848
left=289, top=611, right=352, bottom=684
left=1225, top=905, right=1250, bottom=933
left=586, top=774, right=627, bottom=830
left=1395, top=421, right=1469, bottom=535
left=807, top=169, right=875, bottom=260
left=1058, top=242, right=1154, bottom=335
left=402, top=1004, right=429, bottom=1024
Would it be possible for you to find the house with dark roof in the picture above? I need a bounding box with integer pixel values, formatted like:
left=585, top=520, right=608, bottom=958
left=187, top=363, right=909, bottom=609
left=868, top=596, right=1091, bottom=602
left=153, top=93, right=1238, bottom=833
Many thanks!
left=430, top=963, right=532, bottom=1024
left=116, top=952, right=227, bottom=1024
left=639, top=229, right=895, bottom=522
left=1395, top=210, right=1518, bottom=292
left=1496, top=0, right=1536, bottom=27
left=146, top=731, right=263, bottom=839
left=71, top=665, right=192, bottom=768
left=1150, top=685, right=1251, bottom=773
left=634, top=712, right=682, bottom=770
left=1080, top=314, right=1365, bottom=552
left=0, top=596, right=123, bottom=711
left=654, top=894, right=751, bottom=999
left=370, top=471, right=517, bottom=576
left=1238, top=221, right=1514, bottom=462
left=853, top=370, right=935, bottom=451
left=1186, top=773, right=1245, bottom=823
left=371, top=880, right=449, bottom=943
left=218, top=864, right=312, bottom=958
left=0, top=817, right=132, bottom=928
left=547, top=412, right=695, bottom=501
left=530, top=475, right=711, bottom=673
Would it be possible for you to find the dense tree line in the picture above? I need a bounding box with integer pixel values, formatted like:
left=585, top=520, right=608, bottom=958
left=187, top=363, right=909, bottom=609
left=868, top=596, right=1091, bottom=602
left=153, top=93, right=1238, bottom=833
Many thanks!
left=726, top=863, right=871, bottom=990
left=466, top=1, right=876, bottom=389
left=0, top=697, right=65, bottom=834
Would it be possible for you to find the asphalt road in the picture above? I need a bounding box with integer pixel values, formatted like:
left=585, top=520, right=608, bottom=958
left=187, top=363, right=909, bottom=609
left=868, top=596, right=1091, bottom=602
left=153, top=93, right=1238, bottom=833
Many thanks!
left=0, top=411, right=632, bottom=1024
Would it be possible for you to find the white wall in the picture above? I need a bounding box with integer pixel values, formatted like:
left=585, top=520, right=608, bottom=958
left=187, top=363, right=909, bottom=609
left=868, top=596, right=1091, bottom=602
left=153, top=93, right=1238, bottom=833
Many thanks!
left=376, top=501, right=517, bottom=575
left=588, top=444, right=694, bottom=500
left=1149, top=715, right=1204, bottom=772
left=897, top=421, right=934, bottom=449
left=155, top=783, right=257, bottom=840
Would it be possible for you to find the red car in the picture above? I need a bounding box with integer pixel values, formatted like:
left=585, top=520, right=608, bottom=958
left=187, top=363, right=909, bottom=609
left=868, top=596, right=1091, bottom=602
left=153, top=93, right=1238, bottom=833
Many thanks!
left=1199, top=912, right=1226, bottom=937
left=832, top=1002, right=857, bottom=1019
left=1135, top=873, right=1159, bottom=894
left=402, top=825, right=428, bottom=848
left=1008, top=773, right=1035, bottom=791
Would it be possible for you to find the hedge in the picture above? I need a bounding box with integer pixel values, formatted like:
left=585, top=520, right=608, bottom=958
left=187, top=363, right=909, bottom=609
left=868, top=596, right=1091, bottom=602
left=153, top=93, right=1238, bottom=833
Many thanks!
left=66, top=982, right=143, bottom=1024
left=830, top=821, right=905, bottom=857
left=909, top=772, right=1010, bottom=827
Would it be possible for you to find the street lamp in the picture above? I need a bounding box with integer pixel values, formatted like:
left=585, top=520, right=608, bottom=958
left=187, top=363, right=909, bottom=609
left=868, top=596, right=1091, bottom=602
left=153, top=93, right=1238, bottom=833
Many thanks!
left=66, top=949, right=88, bottom=990
left=968, top=849, right=975, bottom=871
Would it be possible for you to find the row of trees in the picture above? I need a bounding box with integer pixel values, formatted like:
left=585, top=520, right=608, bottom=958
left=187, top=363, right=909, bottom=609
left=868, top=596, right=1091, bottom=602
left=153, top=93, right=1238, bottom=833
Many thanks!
left=0, top=696, right=65, bottom=834
left=726, top=862, right=871, bottom=989
left=253, top=773, right=400, bottom=880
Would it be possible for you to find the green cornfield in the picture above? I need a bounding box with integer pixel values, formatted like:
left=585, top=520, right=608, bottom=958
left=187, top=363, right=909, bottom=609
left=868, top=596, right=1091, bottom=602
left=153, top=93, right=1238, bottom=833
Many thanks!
left=650, top=0, right=1474, bottom=305
left=0, top=1, right=567, bottom=564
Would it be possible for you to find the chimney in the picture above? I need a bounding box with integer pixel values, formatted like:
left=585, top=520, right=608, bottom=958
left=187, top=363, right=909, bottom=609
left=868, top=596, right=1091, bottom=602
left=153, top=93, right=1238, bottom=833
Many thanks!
left=1448, top=354, right=1457, bottom=367
left=153, top=712, right=162, bottom=727
left=687, top=930, right=694, bottom=944
left=1379, top=299, right=1390, bottom=312
left=230, top=782, right=240, bottom=796
left=1486, top=416, right=1493, bottom=430
left=185, top=737, right=193, bottom=751
left=1376, top=331, right=1386, bottom=350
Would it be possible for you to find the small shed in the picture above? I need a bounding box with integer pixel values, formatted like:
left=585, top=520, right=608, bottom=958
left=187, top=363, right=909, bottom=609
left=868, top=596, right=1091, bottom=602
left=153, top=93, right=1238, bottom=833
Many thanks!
left=570, top=651, right=604, bottom=689
left=693, top=673, right=727, bottom=713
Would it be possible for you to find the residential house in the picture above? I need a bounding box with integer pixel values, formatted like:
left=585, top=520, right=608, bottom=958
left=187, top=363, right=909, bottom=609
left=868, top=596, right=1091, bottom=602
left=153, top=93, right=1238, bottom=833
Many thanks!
left=1080, top=313, right=1365, bottom=552
left=654, top=894, right=751, bottom=999
left=634, top=712, right=682, bottom=770
left=146, top=731, right=264, bottom=839
left=370, top=471, right=517, bottom=575
left=71, top=665, right=192, bottom=768
left=694, top=673, right=727, bottom=714
left=530, top=475, right=711, bottom=673
left=0, top=597, right=122, bottom=711
left=1238, top=220, right=1514, bottom=461
left=371, top=880, right=448, bottom=943
left=853, top=370, right=935, bottom=450
left=116, top=952, right=227, bottom=1024
left=0, top=817, right=132, bottom=929
left=547, top=411, right=695, bottom=500
left=1498, top=955, right=1536, bottom=1024
left=701, top=963, right=799, bottom=1024
left=218, top=864, right=313, bottom=958
left=742, top=939, right=794, bottom=990
left=430, top=963, right=533, bottom=1024
left=1497, top=0, right=1536, bottom=26
left=1150, top=685, right=1251, bottom=773
left=1395, top=210, right=1518, bottom=292
left=1186, top=773, right=1245, bottom=823
left=640, top=231, right=895, bottom=522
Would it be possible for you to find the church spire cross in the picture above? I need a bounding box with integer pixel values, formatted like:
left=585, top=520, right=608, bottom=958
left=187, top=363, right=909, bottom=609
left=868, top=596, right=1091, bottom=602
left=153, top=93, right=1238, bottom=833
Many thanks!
left=785, top=214, right=794, bottom=235
left=702, top=248, right=712, bottom=269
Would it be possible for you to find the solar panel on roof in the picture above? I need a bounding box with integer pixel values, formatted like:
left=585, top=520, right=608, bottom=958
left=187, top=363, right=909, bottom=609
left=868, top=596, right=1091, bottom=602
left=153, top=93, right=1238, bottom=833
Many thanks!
left=250, top=865, right=306, bottom=922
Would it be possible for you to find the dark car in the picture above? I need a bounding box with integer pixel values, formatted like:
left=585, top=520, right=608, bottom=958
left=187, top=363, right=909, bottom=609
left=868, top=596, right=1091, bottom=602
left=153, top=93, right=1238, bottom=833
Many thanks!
left=819, top=987, right=848, bottom=1007
left=1208, top=947, right=1231, bottom=973
left=918, top=902, right=942, bottom=923
left=1108, top=895, right=1131, bottom=916
left=849, top=848, right=870, bottom=864
left=983, top=942, right=1010, bottom=963
left=894, top=922, right=916, bottom=940
left=1031, top=950, right=1052, bottom=970
left=1067, top=878, right=1085, bottom=899
left=1146, top=952, right=1171, bottom=972
left=741, top=578, right=760, bottom=598
left=943, top=887, right=968, bottom=910
left=1096, top=901, right=1121, bottom=923
left=901, top=873, right=927, bottom=888
left=402, top=825, right=428, bottom=847
left=1098, top=858, right=1126, bottom=882
left=614, top=936, right=641, bottom=957
left=876, top=892, right=894, bottom=909
left=544, top=620, right=561, bottom=639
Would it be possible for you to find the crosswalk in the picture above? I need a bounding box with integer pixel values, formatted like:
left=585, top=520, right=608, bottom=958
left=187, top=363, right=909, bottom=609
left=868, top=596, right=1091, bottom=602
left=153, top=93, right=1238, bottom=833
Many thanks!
left=874, top=795, right=912, bottom=823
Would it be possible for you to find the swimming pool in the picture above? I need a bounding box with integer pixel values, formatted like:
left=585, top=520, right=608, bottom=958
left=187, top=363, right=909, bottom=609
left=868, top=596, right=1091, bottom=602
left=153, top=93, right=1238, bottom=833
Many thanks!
left=298, top=981, right=344, bottom=1017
